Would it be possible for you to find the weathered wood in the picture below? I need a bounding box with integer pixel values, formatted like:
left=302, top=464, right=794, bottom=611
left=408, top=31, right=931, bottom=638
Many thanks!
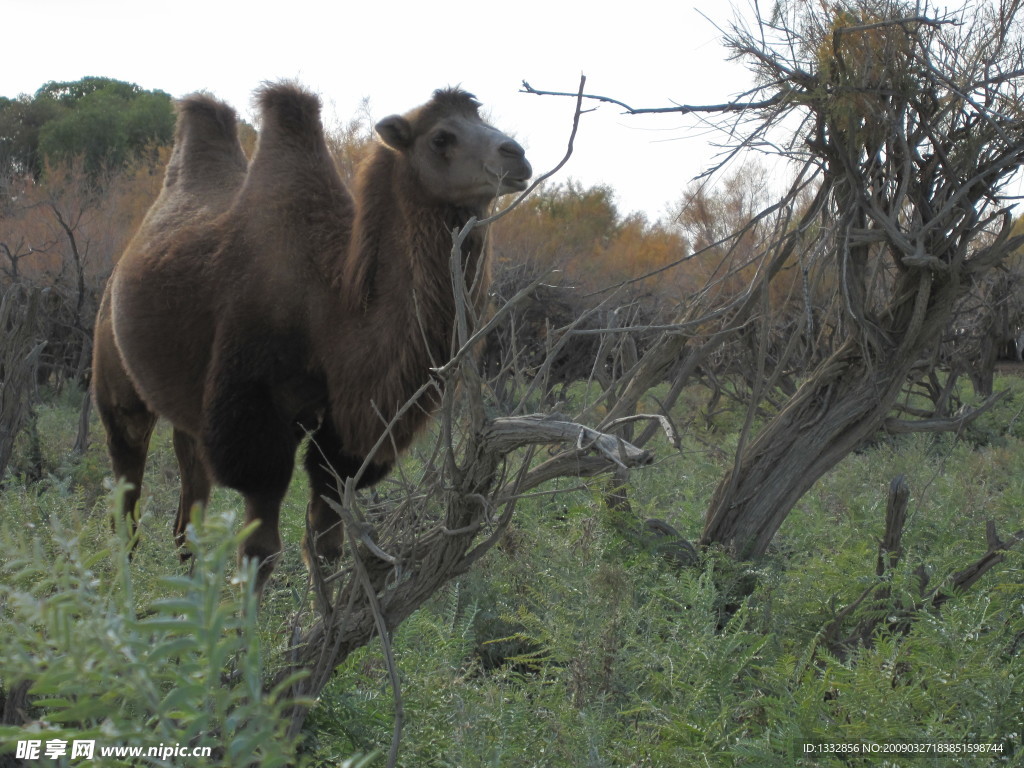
left=932, top=523, right=1024, bottom=610
left=481, top=414, right=652, bottom=467
left=693, top=7, right=1024, bottom=561
left=824, top=478, right=1023, bottom=658
left=278, top=408, right=651, bottom=732
left=883, top=390, right=1009, bottom=435
left=877, top=475, right=910, bottom=577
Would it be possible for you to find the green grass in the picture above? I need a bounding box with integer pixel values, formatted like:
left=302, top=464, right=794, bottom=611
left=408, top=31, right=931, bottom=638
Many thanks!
left=2, top=378, right=1023, bottom=766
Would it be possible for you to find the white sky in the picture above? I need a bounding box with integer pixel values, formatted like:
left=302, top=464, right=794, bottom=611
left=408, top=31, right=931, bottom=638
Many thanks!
left=3, top=0, right=759, bottom=222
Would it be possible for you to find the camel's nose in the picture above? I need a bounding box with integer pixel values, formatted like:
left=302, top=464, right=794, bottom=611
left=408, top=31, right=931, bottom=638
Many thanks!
left=499, top=139, right=531, bottom=180
left=499, top=139, right=527, bottom=160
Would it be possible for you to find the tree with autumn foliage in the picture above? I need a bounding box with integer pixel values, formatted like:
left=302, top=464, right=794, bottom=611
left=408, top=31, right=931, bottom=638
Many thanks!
left=493, top=180, right=689, bottom=296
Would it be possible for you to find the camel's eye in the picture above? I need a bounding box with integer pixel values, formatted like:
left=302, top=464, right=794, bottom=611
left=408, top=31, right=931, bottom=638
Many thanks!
left=431, top=131, right=455, bottom=152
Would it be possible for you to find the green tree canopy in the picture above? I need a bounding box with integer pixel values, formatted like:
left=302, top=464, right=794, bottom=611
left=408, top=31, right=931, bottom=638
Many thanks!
left=36, top=76, right=143, bottom=105
left=0, top=77, right=174, bottom=180
left=0, top=94, right=64, bottom=178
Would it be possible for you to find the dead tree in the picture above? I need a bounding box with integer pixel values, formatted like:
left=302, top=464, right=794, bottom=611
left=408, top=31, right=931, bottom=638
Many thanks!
left=524, top=0, right=1024, bottom=562
left=0, top=284, right=45, bottom=479
left=699, top=0, right=1024, bottom=558
left=822, top=475, right=1023, bottom=658
left=945, top=268, right=1024, bottom=397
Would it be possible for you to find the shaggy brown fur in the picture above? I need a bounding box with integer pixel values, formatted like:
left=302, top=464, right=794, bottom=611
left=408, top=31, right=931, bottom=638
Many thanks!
left=93, top=93, right=248, bottom=547
left=95, top=82, right=530, bottom=589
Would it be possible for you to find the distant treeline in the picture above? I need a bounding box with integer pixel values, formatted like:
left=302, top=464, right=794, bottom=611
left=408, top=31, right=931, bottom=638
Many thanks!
left=0, top=76, right=175, bottom=181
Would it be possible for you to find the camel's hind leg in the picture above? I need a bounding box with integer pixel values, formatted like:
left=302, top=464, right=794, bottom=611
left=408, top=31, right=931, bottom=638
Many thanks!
left=97, top=396, right=156, bottom=533
left=92, top=289, right=157, bottom=537
left=171, top=429, right=212, bottom=558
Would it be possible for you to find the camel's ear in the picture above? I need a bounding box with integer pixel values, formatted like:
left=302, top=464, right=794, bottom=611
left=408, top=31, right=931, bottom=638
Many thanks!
left=376, top=115, right=412, bottom=150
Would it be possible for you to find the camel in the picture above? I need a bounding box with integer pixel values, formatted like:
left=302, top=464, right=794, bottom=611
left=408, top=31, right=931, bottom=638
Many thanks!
left=94, top=82, right=531, bottom=590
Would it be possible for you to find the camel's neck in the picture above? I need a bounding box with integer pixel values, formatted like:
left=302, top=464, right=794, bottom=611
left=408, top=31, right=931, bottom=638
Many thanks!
left=327, top=148, right=491, bottom=457
left=343, top=149, right=489, bottom=327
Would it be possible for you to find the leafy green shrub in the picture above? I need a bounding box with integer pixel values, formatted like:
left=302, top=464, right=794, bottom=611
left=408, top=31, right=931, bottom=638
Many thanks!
left=3, top=377, right=1023, bottom=767
left=0, top=484, right=304, bottom=767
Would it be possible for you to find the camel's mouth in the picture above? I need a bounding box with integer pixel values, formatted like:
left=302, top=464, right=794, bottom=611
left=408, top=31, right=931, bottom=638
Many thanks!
left=501, top=176, right=531, bottom=193
left=486, top=164, right=532, bottom=195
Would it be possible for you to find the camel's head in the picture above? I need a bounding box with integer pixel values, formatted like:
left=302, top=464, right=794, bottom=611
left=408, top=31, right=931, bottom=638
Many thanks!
left=376, top=88, right=532, bottom=208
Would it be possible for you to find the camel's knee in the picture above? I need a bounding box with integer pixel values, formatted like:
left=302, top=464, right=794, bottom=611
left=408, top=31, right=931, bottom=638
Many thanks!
left=301, top=431, right=390, bottom=571
left=96, top=398, right=156, bottom=524
left=239, top=524, right=283, bottom=595
left=304, top=439, right=392, bottom=495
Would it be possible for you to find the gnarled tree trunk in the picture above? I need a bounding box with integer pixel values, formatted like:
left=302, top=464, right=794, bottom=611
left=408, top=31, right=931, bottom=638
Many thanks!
left=700, top=0, right=1024, bottom=559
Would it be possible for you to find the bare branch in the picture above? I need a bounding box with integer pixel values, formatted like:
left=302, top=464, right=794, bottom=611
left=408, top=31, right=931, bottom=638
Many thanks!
left=883, top=390, right=1010, bottom=434
left=520, top=80, right=787, bottom=116
left=481, top=414, right=652, bottom=467
left=341, top=480, right=404, bottom=768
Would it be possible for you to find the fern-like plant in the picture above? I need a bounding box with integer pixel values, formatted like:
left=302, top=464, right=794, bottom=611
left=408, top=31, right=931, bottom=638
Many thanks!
left=0, top=483, right=307, bottom=767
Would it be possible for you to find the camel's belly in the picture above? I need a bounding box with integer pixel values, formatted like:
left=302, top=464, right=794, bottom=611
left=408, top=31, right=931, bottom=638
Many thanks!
left=109, top=262, right=212, bottom=437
